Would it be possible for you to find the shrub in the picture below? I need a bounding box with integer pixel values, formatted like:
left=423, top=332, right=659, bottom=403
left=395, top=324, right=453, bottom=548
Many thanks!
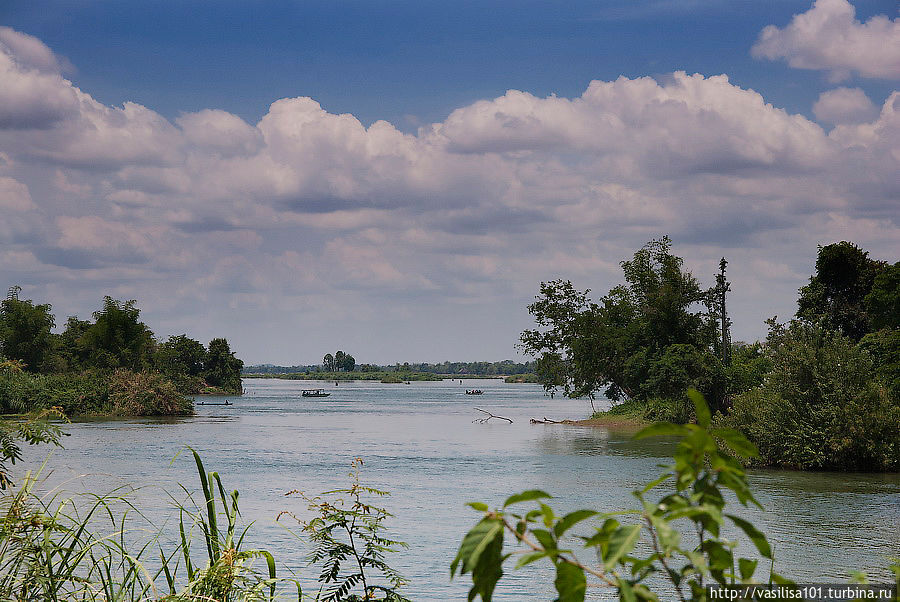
left=107, top=370, right=193, bottom=416
left=721, top=321, right=899, bottom=471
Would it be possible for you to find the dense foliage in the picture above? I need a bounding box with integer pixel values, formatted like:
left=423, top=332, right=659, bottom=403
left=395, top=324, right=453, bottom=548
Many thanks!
left=0, top=288, right=244, bottom=416
left=520, top=237, right=734, bottom=417
left=521, top=238, right=898, bottom=471
left=720, top=321, right=899, bottom=471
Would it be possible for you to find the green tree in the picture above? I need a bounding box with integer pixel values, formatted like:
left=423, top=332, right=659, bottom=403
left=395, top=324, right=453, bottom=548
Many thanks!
left=520, top=237, right=723, bottom=413
left=204, top=338, right=243, bottom=393
left=796, top=241, right=886, bottom=341
left=324, top=353, right=335, bottom=372
left=722, top=320, right=899, bottom=471
left=865, top=261, right=899, bottom=330
left=0, top=287, right=56, bottom=373
left=334, top=350, right=346, bottom=372
left=79, top=297, right=154, bottom=371
left=342, top=353, right=356, bottom=372
left=53, top=316, right=92, bottom=371
left=859, top=327, right=900, bottom=398
left=155, top=334, right=207, bottom=392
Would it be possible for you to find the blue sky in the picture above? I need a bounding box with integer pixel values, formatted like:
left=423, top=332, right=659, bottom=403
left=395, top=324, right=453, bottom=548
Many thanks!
left=4, top=0, right=895, bottom=124
left=0, top=1, right=897, bottom=364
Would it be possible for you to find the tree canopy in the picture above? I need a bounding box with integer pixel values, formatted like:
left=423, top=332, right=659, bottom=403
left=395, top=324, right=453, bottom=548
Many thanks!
left=0, top=287, right=55, bottom=373
left=520, top=237, right=727, bottom=412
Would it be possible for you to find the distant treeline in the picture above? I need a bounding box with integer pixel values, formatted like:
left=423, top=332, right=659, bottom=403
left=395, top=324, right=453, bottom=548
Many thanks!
left=244, top=359, right=534, bottom=376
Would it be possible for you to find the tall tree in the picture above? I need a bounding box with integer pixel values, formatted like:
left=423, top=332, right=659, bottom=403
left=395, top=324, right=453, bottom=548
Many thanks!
left=342, top=354, right=356, bottom=372
left=79, top=297, right=154, bottom=370
left=204, top=338, right=243, bottom=392
left=0, top=286, right=55, bottom=372
left=796, top=241, right=886, bottom=341
left=156, top=335, right=206, bottom=377
left=520, top=237, right=723, bottom=410
left=323, top=353, right=335, bottom=372
left=865, top=261, right=899, bottom=331
left=334, top=350, right=346, bottom=372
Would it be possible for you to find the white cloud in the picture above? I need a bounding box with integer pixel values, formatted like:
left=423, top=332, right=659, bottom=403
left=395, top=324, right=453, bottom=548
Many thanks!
left=813, top=87, right=879, bottom=124
left=752, top=0, right=900, bottom=81
left=0, top=26, right=897, bottom=361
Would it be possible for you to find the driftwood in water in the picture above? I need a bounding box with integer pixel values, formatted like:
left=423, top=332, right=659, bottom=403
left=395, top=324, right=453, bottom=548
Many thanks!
left=473, top=407, right=513, bottom=424
left=529, top=417, right=576, bottom=424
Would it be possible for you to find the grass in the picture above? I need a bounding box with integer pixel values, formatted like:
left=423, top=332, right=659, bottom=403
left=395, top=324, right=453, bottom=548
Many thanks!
left=577, top=398, right=649, bottom=428
left=0, top=451, right=299, bottom=601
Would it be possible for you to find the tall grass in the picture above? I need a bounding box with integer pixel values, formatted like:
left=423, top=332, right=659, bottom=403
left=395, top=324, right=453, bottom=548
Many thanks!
left=0, top=451, right=299, bottom=601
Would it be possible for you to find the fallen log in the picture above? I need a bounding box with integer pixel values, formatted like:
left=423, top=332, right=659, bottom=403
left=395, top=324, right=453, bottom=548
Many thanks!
left=529, top=417, right=576, bottom=424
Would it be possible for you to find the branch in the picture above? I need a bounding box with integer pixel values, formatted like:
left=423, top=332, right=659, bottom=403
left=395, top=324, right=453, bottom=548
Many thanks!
left=472, top=408, right=513, bottom=424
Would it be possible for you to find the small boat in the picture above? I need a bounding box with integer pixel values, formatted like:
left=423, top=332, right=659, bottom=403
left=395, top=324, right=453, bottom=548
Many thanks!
left=465, top=389, right=484, bottom=395
left=302, top=389, right=331, bottom=398
left=197, top=400, right=232, bottom=406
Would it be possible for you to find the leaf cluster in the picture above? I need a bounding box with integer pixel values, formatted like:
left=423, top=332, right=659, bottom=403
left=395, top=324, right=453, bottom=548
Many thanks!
left=279, top=458, right=410, bottom=602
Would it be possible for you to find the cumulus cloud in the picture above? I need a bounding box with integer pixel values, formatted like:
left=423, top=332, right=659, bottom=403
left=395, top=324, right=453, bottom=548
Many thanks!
left=0, top=26, right=897, bottom=361
left=752, top=0, right=900, bottom=81
left=813, top=87, right=879, bottom=124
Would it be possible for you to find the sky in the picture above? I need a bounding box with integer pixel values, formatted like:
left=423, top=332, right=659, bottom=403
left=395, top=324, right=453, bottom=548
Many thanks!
left=0, top=0, right=897, bottom=365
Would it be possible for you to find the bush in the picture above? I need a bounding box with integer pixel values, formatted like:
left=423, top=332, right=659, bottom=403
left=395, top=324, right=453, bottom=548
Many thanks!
left=0, top=369, right=192, bottom=417
left=721, top=321, right=899, bottom=471
left=107, top=370, right=193, bottom=416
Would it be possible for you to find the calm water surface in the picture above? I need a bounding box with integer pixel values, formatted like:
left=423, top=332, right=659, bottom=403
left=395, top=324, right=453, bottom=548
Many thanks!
left=21, top=379, right=900, bottom=600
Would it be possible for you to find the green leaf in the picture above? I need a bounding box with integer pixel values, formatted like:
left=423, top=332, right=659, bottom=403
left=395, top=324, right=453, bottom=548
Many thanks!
left=726, top=515, right=772, bottom=559
left=738, top=558, right=758, bottom=580
left=554, top=562, right=586, bottom=602
left=634, top=423, right=690, bottom=440
left=467, top=502, right=489, bottom=512
left=503, top=490, right=552, bottom=508
left=554, top=510, right=598, bottom=537
left=451, top=518, right=504, bottom=576
left=639, top=472, right=673, bottom=495
left=770, top=572, right=796, bottom=586
left=514, top=551, right=547, bottom=569
left=604, top=524, right=642, bottom=571
left=688, top=389, right=710, bottom=428
left=617, top=577, right=637, bottom=602
left=532, top=528, right=557, bottom=551
left=711, top=428, right=759, bottom=459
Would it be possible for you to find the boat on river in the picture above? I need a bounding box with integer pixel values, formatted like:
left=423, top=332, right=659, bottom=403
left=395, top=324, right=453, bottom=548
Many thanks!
left=465, top=389, right=484, bottom=395
left=302, top=389, right=331, bottom=397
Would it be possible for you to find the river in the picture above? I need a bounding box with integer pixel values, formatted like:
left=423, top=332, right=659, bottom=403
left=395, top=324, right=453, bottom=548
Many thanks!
left=20, top=379, right=900, bottom=600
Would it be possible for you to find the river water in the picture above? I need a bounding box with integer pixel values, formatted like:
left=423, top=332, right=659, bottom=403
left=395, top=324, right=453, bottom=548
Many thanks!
left=20, top=379, right=900, bottom=600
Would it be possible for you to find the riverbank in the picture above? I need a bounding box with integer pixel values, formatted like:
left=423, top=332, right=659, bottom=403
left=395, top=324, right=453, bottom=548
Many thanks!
left=576, top=399, right=650, bottom=429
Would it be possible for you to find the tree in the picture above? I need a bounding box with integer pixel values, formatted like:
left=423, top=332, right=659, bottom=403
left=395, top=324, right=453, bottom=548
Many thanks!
left=79, top=297, right=154, bottom=370
left=723, top=320, right=899, bottom=471
left=865, top=261, right=899, bottom=330
left=342, top=353, right=356, bottom=372
left=204, top=338, right=243, bottom=393
left=334, top=350, right=346, bottom=372
left=796, top=241, right=886, bottom=341
left=155, top=334, right=207, bottom=392
left=323, top=353, right=335, bottom=372
left=56, top=316, right=92, bottom=371
left=0, top=287, right=55, bottom=372
left=520, top=237, right=723, bottom=412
